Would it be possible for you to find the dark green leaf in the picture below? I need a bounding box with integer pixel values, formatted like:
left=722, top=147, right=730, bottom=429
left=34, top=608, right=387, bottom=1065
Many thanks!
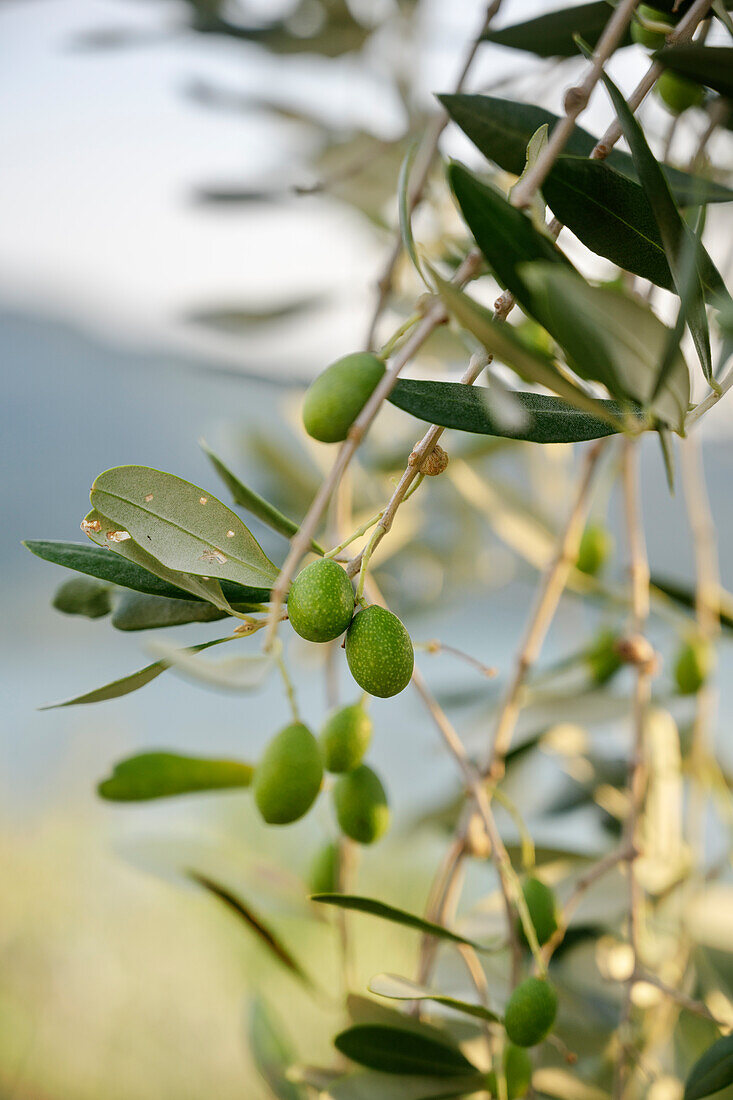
left=97, top=751, right=253, bottom=801
left=447, top=161, right=573, bottom=323
left=110, top=591, right=233, bottom=631
left=52, top=576, right=112, bottom=619
left=325, top=1071, right=488, bottom=1100
left=24, top=540, right=270, bottom=604
left=596, top=62, right=712, bottom=381
left=482, top=1, right=630, bottom=58
left=368, top=975, right=500, bottom=1024
left=200, top=440, right=324, bottom=554
left=39, top=638, right=231, bottom=709
left=249, top=998, right=307, bottom=1100
left=432, top=271, right=627, bottom=428
left=389, top=380, right=624, bottom=443
left=651, top=575, right=733, bottom=632
left=438, top=94, right=733, bottom=205
left=684, top=1034, right=733, bottom=1099
left=90, top=465, right=279, bottom=588
left=334, top=1026, right=476, bottom=1077
left=189, top=872, right=312, bottom=987
left=520, top=264, right=690, bottom=430
left=312, top=894, right=496, bottom=952
left=656, top=45, right=733, bottom=99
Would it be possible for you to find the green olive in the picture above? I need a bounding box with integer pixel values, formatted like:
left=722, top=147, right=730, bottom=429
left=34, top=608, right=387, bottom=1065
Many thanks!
left=576, top=523, right=613, bottom=577
left=504, top=978, right=558, bottom=1048
left=674, top=636, right=714, bottom=695
left=656, top=70, right=705, bottom=115
left=345, top=605, right=414, bottom=698
left=308, top=841, right=340, bottom=895
left=484, top=1044, right=533, bottom=1099
left=320, top=703, right=373, bottom=773
left=287, top=559, right=354, bottom=643
left=518, top=877, right=559, bottom=948
left=587, top=628, right=623, bottom=685
left=333, top=764, right=390, bottom=845
left=302, top=352, right=386, bottom=443
left=253, top=722, right=323, bottom=825
left=631, top=5, right=673, bottom=49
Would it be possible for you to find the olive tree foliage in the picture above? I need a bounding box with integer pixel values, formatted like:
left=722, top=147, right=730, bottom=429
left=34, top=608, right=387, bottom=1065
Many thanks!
left=25, top=1, right=733, bottom=1097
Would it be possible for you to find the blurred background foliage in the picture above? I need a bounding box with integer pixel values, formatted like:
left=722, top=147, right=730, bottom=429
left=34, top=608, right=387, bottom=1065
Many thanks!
left=2, top=1, right=733, bottom=1098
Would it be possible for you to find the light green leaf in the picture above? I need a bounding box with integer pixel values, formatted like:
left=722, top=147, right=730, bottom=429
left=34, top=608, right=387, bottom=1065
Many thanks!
left=90, top=465, right=279, bottom=588
left=389, top=380, right=625, bottom=443
left=311, top=894, right=497, bottom=952
left=98, top=751, right=254, bottom=801
left=368, top=974, right=500, bottom=1024
left=39, top=638, right=232, bottom=709
left=510, top=123, right=548, bottom=229
left=147, top=638, right=274, bottom=692
left=186, top=296, right=326, bottom=331
left=398, top=140, right=428, bottom=286
left=521, top=264, right=689, bottom=431
left=684, top=1035, right=733, bottom=1100
left=249, top=998, right=307, bottom=1100
left=432, top=270, right=626, bottom=429
left=200, top=439, right=324, bottom=554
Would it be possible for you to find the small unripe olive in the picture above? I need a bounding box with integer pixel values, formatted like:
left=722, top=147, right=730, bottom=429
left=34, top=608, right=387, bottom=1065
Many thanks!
left=631, top=5, right=673, bottom=49
left=674, top=636, right=714, bottom=695
left=333, top=764, right=389, bottom=845
left=504, top=977, right=558, bottom=1048
left=320, top=703, right=372, bottom=773
left=587, top=628, right=623, bottom=685
left=485, top=1044, right=533, bottom=1099
left=518, top=877, right=559, bottom=948
left=302, top=352, right=386, bottom=443
left=656, top=70, right=705, bottom=115
left=287, top=559, right=354, bottom=643
left=345, top=605, right=414, bottom=698
left=253, top=722, right=323, bottom=825
left=308, top=841, right=340, bottom=895
left=576, top=523, right=613, bottom=577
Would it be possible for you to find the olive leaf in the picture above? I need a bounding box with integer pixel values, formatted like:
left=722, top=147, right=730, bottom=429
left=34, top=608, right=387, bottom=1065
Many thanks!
left=97, top=751, right=254, bottom=801
left=368, top=974, right=501, bottom=1024
left=325, top=1071, right=488, bottom=1100
left=110, top=591, right=232, bottom=631
left=334, top=1025, right=477, bottom=1077
left=147, top=638, right=274, bottom=692
left=481, top=1, right=632, bottom=58
left=312, top=894, right=498, bottom=952
left=90, top=465, right=279, bottom=589
left=655, top=44, right=733, bottom=99
left=200, top=439, right=324, bottom=554
left=684, top=1034, right=733, bottom=1099
left=52, top=576, right=112, bottom=619
left=389, top=380, right=625, bottom=443
left=249, top=998, right=308, bottom=1100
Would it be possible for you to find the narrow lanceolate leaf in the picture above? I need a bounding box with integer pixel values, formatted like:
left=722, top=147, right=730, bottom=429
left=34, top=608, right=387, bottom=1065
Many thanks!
left=447, top=161, right=573, bottom=323
left=482, top=1, right=631, bottom=58
left=249, top=999, right=308, bottom=1100
left=334, top=1025, right=476, bottom=1077
left=655, top=44, right=733, bottom=99
left=147, top=638, right=274, bottom=692
left=82, top=506, right=239, bottom=614
left=200, top=439, right=324, bottom=554
left=311, top=894, right=496, bottom=952
left=189, top=872, right=312, bottom=987
left=432, top=271, right=626, bottom=429
left=23, top=540, right=269, bottom=604
left=90, top=465, right=279, bottom=588
left=438, top=94, right=733, bottom=205
left=110, top=591, right=231, bottom=631
left=368, top=975, right=500, bottom=1024
left=684, top=1034, right=733, bottom=1100
left=39, top=638, right=231, bottom=709
left=97, top=751, right=254, bottom=801
left=389, top=380, right=624, bottom=443
left=651, top=575, right=733, bottom=632
left=325, top=1071, right=488, bottom=1100
left=398, top=140, right=428, bottom=286
left=521, top=264, right=690, bottom=431
left=596, top=64, right=712, bottom=381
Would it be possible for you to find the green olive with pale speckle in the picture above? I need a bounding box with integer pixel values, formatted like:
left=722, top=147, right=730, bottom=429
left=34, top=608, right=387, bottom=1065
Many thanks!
left=320, top=703, right=372, bottom=773
left=333, top=764, right=390, bottom=844
left=345, top=605, right=414, bottom=698
left=253, top=722, right=323, bottom=825
left=302, top=352, right=386, bottom=443
left=287, top=559, right=354, bottom=643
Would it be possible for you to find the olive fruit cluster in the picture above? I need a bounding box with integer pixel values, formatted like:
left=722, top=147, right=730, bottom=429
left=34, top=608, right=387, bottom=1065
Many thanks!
left=252, top=702, right=389, bottom=845
left=287, top=560, right=414, bottom=699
